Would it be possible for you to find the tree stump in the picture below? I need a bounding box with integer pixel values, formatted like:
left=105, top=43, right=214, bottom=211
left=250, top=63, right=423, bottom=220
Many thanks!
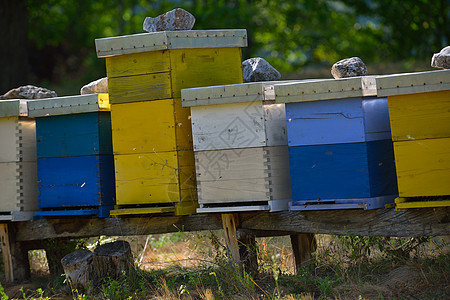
left=61, top=249, right=94, bottom=291
left=92, top=240, right=133, bottom=281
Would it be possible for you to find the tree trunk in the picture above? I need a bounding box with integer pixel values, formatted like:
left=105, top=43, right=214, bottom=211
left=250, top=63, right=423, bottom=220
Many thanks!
left=92, top=240, right=133, bottom=282
left=61, top=249, right=94, bottom=291
left=0, top=0, right=29, bottom=94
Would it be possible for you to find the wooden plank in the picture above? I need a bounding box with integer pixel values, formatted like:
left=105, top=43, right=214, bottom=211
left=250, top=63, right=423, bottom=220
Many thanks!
left=111, top=99, right=192, bottom=155
left=387, top=90, right=450, bottom=141
left=114, top=150, right=196, bottom=205
left=28, top=94, right=110, bottom=117
left=376, top=69, right=450, bottom=97
left=394, top=138, right=450, bottom=197
left=0, top=224, right=14, bottom=281
left=170, top=47, right=244, bottom=99
left=275, top=76, right=377, bottom=103
left=191, top=101, right=266, bottom=151
left=108, top=72, right=172, bottom=104
left=36, top=112, right=112, bottom=158
left=17, top=118, right=37, bottom=162
left=0, top=99, right=28, bottom=117
left=289, top=140, right=397, bottom=200
left=95, top=29, right=247, bottom=58
left=13, top=208, right=450, bottom=241
left=222, top=214, right=240, bottom=263
left=37, top=155, right=115, bottom=208
left=105, top=50, right=170, bottom=78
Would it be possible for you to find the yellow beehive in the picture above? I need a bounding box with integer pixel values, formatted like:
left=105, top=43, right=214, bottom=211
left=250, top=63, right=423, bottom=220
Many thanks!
left=95, top=30, right=247, bottom=215
left=376, top=70, right=450, bottom=209
left=96, top=30, right=246, bottom=104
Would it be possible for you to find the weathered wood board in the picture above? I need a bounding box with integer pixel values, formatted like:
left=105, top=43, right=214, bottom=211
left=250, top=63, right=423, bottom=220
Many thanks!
left=394, top=137, right=450, bottom=197
left=189, top=101, right=287, bottom=151
left=114, top=150, right=197, bottom=205
left=105, top=47, right=243, bottom=104
left=195, top=146, right=291, bottom=207
left=13, top=208, right=450, bottom=241
left=0, top=100, right=38, bottom=221
left=111, top=99, right=192, bottom=155
left=386, top=90, right=450, bottom=141
left=285, top=97, right=392, bottom=146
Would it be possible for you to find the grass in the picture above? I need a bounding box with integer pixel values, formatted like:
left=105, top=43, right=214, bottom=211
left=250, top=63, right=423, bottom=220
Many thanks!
left=1, top=232, right=449, bottom=299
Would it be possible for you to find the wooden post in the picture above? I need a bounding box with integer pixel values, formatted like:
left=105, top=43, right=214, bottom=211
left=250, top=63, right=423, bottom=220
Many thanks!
left=221, top=213, right=240, bottom=263
left=290, top=233, right=316, bottom=274
left=0, top=223, right=30, bottom=282
left=237, top=229, right=258, bottom=274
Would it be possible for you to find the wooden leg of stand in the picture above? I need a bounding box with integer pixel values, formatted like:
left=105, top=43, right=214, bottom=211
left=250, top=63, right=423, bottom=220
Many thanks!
left=221, top=213, right=240, bottom=263
left=237, top=229, right=258, bottom=275
left=0, top=223, right=30, bottom=282
left=290, top=233, right=316, bottom=274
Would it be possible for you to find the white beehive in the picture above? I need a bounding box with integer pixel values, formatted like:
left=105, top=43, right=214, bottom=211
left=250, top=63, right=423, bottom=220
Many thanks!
left=0, top=100, right=38, bottom=221
left=182, top=81, right=293, bottom=212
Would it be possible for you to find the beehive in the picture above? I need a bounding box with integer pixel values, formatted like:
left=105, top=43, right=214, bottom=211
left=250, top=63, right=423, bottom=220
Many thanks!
left=182, top=82, right=292, bottom=212
left=376, top=70, right=450, bottom=209
left=95, top=30, right=247, bottom=215
left=275, top=77, right=398, bottom=210
left=0, top=100, right=37, bottom=221
left=28, top=94, right=115, bottom=217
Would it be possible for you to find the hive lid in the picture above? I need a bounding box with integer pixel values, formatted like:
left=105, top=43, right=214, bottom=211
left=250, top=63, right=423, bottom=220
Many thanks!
left=0, top=99, right=29, bottom=117
left=376, top=69, right=450, bottom=97
left=28, top=94, right=110, bottom=117
left=95, top=29, right=247, bottom=58
left=181, top=81, right=300, bottom=107
left=274, top=76, right=377, bottom=104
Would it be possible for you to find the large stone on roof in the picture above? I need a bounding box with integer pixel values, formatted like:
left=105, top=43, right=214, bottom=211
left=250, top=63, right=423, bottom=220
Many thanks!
left=80, top=77, right=108, bottom=95
left=331, top=57, right=368, bottom=79
left=242, top=57, right=281, bottom=82
left=0, top=85, right=57, bottom=100
left=143, top=8, right=195, bottom=32
left=431, top=46, right=450, bottom=69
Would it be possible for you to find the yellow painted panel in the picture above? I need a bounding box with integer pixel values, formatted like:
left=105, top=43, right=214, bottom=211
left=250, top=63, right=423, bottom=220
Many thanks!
left=388, top=90, right=450, bottom=141
left=108, top=72, right=172, bottom=104
left=394, top=138, right=450, bottom=197
left=114, top=151, right=196, bottom=205
left=395, top=197, right=450, bottom=210
left=111, top=99, right=192, bottom=155
left=110, top=206, right=176, bottom=216
left=97, top=93, right=110, bottom=111
left=169, top=47, right=243, bottom=98
left=106, top=50, right=170, bottom=78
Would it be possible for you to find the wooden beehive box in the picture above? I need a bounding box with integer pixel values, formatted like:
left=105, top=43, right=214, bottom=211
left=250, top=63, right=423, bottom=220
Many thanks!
left=182, top=82, right=292, bottom=212
left=95, top=30, right=246, bottom=104
left=28, top=94, right=115, bottom=217
left=376, top=70, right=450, bottom=209
left=0, top=100, right=38, bottom=221
left=95, top=30, right=247, bottom=215
left=274, top=77, right=398, bottom=210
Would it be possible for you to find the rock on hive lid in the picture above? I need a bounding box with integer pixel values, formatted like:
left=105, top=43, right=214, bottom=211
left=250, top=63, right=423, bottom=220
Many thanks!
left=95, top=29, right=247, bottom=58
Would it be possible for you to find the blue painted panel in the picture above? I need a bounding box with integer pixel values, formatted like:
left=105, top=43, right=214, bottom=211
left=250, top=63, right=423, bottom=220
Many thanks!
left=289, top=143, right=371, bottom=200
left=36, top=112, right=112, bottom=158
left=37, top=155, right=115, bottom=208
left=34, top=205, right=113, bottom=218
left=362, top=98, right=392, bottom=141
left=286, top=98, right=365, bottom=147
left=289, top=195, right=396, bottom=211
left=367, top=139, right=398, bottom=196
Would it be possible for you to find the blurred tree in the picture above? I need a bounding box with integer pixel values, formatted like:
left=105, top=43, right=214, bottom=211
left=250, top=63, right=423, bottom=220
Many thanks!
left=1, top=0, right=448, bottom=94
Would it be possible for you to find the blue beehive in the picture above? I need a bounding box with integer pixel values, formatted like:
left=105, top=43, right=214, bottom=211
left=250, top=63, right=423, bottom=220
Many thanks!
left=274, top=77, right=398, bottom=210
left=28, top=94, right=115, bottom=217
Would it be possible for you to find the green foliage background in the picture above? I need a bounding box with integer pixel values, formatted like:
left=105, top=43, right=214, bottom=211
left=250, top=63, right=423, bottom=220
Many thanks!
left=19, top=0, right=450, bottom=94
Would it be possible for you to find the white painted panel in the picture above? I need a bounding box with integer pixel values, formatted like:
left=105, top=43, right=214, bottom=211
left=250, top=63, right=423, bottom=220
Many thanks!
left=0, top=99, right=28, bottom=117
left=28, top=94, right=109, bottom=117
left=191, top=101, right=266, bottom=151
left=18, top=118, right=37, bottom=162
left=265, top=146, right=292, bottom=201
left=0, top=162, right=20, bottom=212
left=376, top=69, right=450, bottom=96
left=264, top=103, right=288, bottom=146
left=0, top=117, right=19, bottom=162
left=197, top=204, right=270, bottom=213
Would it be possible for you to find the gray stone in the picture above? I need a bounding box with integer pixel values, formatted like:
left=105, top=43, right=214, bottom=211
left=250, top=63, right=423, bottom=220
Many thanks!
left=143, top=8, right=195, bottom=32
left=80, top=77, right=108, bottom=95
left=431, top=46, right=450, bottom=69
left=0, top=85, right=57, bottom=100
left=242, top=57, right=281, bottom=82
left=331, top=57, right=368, bottom=79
